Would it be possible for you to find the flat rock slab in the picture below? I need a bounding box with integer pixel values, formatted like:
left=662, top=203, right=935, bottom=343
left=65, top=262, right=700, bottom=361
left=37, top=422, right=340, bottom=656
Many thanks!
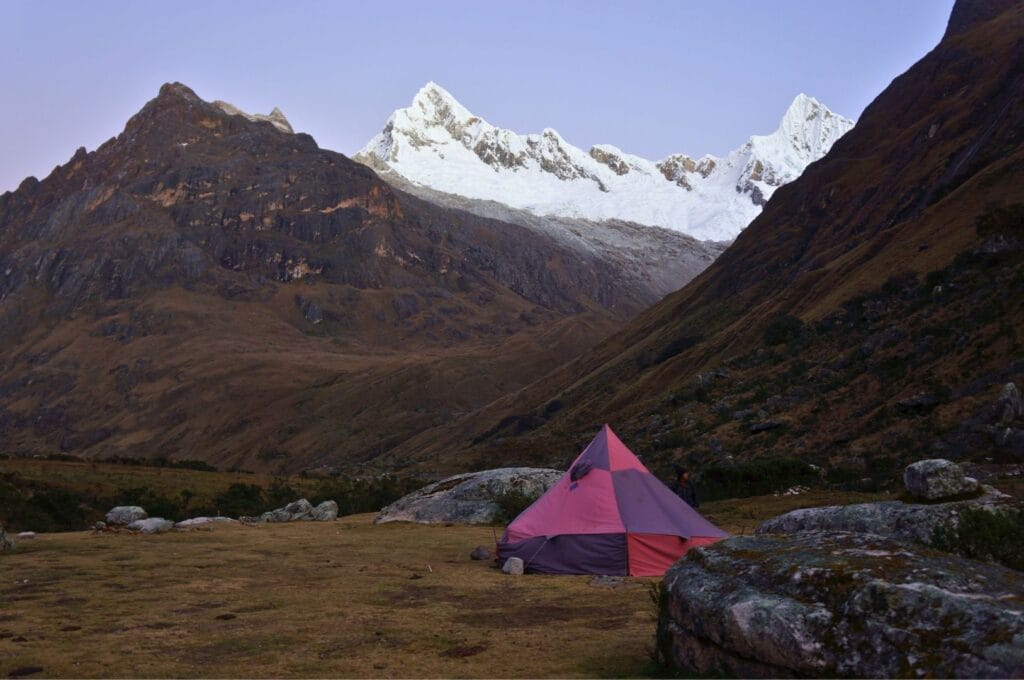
left=660, top=531, right=1024, bottom=678
left=756, top=487, right=1015, bottom=545
left=375, top=467, right=562, bottom=525
left=127, top=518, right=174, bottom=534
left=174, top=517, right=237, bottom=528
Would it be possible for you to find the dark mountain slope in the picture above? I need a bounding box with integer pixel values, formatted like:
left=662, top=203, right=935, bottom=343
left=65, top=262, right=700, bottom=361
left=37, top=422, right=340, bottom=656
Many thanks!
left=390, top=0, right=1024, bottom=478
left=0, top=84, right=649, bottom=472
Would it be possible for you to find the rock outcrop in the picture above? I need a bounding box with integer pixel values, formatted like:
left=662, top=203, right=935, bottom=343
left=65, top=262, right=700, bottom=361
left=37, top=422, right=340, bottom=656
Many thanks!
left=659, top=531, right=1024, bottom=678
left=374, top=467, right=562, bottom=525
left=243, top=499, right=338, bottom=523
left=127, top=518, right=174, bottom=534
left=0, top=523, right=13, bottom=552
left=904, top=458, right=979, bottom=500
left=756, top=486, right=1013, bottom=546
left=105, top=506, right=148, bottom=526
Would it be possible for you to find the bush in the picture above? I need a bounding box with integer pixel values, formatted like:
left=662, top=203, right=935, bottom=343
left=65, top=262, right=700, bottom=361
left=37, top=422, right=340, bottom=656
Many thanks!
left=213, top=483, right=267, bottom=517
left=763, top=315, right=804, bottom=346
left=492, top=488, right=541, bottom=525
left=699, top=457, right=819, bottom=502
left=930, top=507, right=1024, bottom=571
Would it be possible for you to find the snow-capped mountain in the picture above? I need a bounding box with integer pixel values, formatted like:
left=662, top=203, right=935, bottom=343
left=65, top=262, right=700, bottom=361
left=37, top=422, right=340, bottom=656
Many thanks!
left=356, top=83, right=854, bottom=241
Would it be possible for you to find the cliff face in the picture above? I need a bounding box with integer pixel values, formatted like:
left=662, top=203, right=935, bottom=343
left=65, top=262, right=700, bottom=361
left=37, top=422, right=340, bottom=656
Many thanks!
left=393, top=0, right=1024, bottom=476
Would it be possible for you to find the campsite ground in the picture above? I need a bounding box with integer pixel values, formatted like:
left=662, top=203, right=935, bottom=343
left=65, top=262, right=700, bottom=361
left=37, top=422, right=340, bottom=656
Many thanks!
left=0, top=490, right=892, bottom=679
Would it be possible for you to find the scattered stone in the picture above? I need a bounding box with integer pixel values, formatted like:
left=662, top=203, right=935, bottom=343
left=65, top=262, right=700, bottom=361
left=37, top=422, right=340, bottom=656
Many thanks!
left=105, top=506, right=148, bottom=526
left=896, top=392, right=939, bottom=412
left=904, top=458, right=979, bottom=500
left=92, top=521, right=107, bottom=531
left=589, top=575, right=625, bottom=588
left=174, top=517, right=237, bottom=528
left=16, top=532, right=36, bottom=540
left=997, top=382, right=1023, bottom=425
left=470, top=545, right=491, bottom=561
left=749, top=419, right=784, bottom=433
left=375, top=468, right=562, bottom=525
left=311, top=500, right=338, bottom=521
left=756, top=486, right=1013, bottom=546
left=659, top=531, right=1024, bottom=678
left=501, top=557, right=524, bottom=575
left=0, top=523, right=13, bottom=552
left=127, top=518, right=174, bottom=534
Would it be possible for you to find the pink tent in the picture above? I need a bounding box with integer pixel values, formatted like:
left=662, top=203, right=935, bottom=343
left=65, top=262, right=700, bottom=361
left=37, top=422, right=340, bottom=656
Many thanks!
left=497, top=424, right=727, bottom=576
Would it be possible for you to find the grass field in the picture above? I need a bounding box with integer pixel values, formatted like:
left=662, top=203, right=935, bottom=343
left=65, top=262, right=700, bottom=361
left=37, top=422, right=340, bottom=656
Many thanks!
left=0, top=487, right=901, bottom=679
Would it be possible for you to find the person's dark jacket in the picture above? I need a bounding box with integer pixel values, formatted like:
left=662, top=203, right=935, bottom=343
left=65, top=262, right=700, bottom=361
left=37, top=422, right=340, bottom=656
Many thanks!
left=673, top=480, right=699, bottom=508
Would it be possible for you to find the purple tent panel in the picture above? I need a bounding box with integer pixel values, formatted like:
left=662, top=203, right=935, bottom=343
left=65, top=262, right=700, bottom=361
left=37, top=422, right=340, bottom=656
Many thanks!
left=497, top=533, right=628, bottom=575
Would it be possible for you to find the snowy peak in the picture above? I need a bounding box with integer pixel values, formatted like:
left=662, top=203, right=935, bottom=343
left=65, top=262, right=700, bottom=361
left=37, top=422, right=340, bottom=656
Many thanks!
left=355, top=84, right=854, bottom=241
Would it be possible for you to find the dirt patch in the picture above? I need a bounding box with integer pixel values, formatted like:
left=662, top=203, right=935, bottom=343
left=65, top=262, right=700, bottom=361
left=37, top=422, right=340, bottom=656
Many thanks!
left=440, top=643, right=489, bottom=658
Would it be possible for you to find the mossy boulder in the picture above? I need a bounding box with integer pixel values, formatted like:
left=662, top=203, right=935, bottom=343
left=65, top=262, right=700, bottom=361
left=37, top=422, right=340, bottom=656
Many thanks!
left=374, top=468, right=561, bottom=525
left=756, top=486, right=1015, bottom=545
left=660, top=531, right=1024, bottom=677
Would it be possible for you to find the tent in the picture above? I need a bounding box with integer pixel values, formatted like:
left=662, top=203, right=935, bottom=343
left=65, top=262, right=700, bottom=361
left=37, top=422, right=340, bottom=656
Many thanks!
left=497, top=424, right=727, bottom=576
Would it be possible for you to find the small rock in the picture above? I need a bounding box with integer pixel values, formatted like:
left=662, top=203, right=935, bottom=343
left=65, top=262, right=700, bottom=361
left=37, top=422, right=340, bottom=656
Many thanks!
left=502, top=557, right=524, bottom=575
left=127, top=518, right=174, bottom=534
left=311, top=500, right=338, bottom=521
left=105, top=506, right=148, bottom=525
left=904, top=459, right=979, bottom=501
left=16, top=532, right=36, bottom=540
left=896, top=392, right=939, bottom=412
left=93, top=521, right=107, bottom=531
left=470, top=545, right=491, bottom=561
left=750, top=420, right=784, bottom=433
left=590, top=575, right=624, bottom=588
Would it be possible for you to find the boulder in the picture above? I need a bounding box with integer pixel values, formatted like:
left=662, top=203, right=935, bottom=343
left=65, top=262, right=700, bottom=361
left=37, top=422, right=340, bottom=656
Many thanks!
left=659, top=531, right=1024, bottom=678
left=174, top=516, right=237, bottom=528
left=311, top=500, right=338, bottom=521
left=105, top=506, right=148, bottom=525
left=470, top=545, right=492, bottom=561
left=997, top=382, right=1023, bottom=425
left=502, top=557, right=524, bottom=575
left=127, top=518, right=174, bottom=534
left=374, top=467, right=562, bottom=525
left=254, top=498, right=315, bottom=523
left=0, top=523, right=13, bottom=552
left=16, top=532, right=36, bottom=540
left=756, top=486, right=1014, bottom=546
left=904, top=458, right=979, bottom=500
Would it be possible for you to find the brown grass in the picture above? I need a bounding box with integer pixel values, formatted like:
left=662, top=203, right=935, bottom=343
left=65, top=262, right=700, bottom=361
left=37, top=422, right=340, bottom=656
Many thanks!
left=0, top=491, right=886, bottom=678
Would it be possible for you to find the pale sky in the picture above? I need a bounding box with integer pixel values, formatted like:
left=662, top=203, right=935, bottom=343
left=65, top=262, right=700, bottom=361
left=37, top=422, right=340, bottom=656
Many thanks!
left=1, top=0, right=954, bottom=192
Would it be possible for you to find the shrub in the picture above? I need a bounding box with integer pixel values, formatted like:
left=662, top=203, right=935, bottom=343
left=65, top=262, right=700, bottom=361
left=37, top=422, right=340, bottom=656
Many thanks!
left=213, top=483, right=267, bottom=517
left=930, top=507, right=1024, bottom=572
left=492, top=488, right=541, bottom=525
left=699, top=457, right=819, bottom=502
left=763, top=315, right=804, bottom=346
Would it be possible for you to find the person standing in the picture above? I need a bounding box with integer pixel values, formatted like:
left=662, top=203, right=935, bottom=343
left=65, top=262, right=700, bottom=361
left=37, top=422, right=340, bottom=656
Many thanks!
left=672, top=466, right=699, bottom=508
